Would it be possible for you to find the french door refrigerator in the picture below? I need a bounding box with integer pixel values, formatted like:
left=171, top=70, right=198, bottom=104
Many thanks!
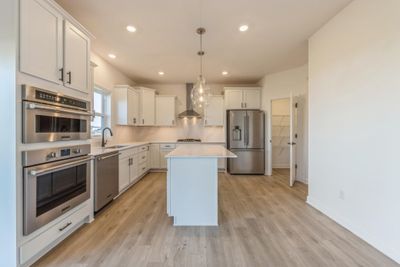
left=227, top=110, right=265, bottom=174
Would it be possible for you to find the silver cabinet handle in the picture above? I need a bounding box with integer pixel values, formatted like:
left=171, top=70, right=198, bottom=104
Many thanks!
left=59, top=222, right=72, bottom=232
left=29, top=156, right=91, bottom=176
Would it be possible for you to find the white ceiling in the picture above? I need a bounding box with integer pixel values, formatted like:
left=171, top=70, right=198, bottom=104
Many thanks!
left=56, top=0, right=352, bottom=84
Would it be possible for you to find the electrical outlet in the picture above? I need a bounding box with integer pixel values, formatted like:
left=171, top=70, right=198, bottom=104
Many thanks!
left=339, top=190, right=345, bottom=200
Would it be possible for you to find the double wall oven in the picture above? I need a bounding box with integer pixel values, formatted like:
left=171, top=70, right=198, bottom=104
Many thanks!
left=22, top=85, right=93, bottom=235
left=22, top=85, right=91, bottom=143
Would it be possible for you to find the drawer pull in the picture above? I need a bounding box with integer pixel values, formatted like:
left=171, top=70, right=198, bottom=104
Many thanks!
left=142, top=167, right=146, bottom=170
left=59, top=222, right=72, bottom=232
left=142, top=156, right=145, bottom=159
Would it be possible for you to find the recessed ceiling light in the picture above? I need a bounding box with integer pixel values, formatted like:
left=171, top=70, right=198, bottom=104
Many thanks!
left=108, top=53, right=116, bottom=59
left=222, top=71, right=229, bottom=76
left=239, top=24, right=249, bottom=32
left=158, top=71, right=165, bottom=76
left=126, top=25, right=137, bottom=33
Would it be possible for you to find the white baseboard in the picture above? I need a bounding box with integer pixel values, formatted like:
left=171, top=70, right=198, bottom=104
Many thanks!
left=306, top=196, right=400, bottom=264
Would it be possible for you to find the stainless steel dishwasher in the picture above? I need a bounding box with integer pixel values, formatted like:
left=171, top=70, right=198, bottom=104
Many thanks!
left=94, top=151, right=119, bottom=212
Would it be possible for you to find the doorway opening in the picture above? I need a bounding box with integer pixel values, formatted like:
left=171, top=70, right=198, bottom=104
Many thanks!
left=270, top=95, right=306, bottom=188
left=271, top=98, right=291, bottom=183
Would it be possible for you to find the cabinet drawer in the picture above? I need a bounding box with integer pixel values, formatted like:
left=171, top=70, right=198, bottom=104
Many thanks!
left=138, top=145, right=149, bottom=152
left=138, top=151, right=148, bottom=163
left=160, top=143, right=176, bottom=150
left=119, top=148, right=136, bottom=159
left=20, top=203, right=89, bottom=265
left=138, top=161, right=148, bottom=175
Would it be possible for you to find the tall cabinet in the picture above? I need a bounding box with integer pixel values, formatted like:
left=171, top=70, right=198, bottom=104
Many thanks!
left=114, top=85, right=140, bottom=126
left=20, top=0, right=90, bottom=94
left=138, top=87, right=156, bottom=126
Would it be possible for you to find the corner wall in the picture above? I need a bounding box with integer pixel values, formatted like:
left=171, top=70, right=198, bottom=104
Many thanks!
left=259, top=65, right=308, bottom=183
left=308, top=0, right=400, bottom=262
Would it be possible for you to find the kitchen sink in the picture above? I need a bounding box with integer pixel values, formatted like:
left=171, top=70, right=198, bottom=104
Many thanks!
left=105, top=145, right=128, bottom=149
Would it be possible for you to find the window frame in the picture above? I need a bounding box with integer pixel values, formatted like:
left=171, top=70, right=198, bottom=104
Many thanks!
left=91, top=86, right=111, bottom=137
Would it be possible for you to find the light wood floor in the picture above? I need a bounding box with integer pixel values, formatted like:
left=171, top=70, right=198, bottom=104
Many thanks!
left=34, top=172, right=398, bottom=267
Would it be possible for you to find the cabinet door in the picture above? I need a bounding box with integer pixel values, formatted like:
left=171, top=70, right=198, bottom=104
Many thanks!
left=159, top=150, right=173, bottom=169
left=244, top=89, right=261, bottom=109
left=64, top=21, right=90, bottom=93
left=224, top=89, right=244, bottom=109
left=128, top=89, right=140, bottom=126
left=119, top=157, right=130, bottom=192
left=156, top=96, right=176, bottom=126
left=130, top=155, right=139, bottom=183
left=20, top=0, right=63, bottom=84
left=150, top=144, right=160, bottom=168
left=205, top=96, right=224, bottom=126
left=140, top=89, right=155, bottom=125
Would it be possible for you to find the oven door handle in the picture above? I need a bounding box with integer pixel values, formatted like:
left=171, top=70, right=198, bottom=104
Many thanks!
left=29, top=157, right=91, bottom=176
left=26, top=102, right=93, bottom=117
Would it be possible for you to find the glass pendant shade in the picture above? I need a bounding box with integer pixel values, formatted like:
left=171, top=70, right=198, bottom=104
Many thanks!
left=191, top=75, right=211, bottom=110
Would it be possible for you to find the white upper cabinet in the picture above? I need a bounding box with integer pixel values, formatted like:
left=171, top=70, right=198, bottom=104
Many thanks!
left=19, top=0, right=91, bottom=93
left=115, top=85, right=139, bottom=126
left=204, top=95, right=224, bottom=126
left=63, top=21, right=90, bottom=93
left=224, top=89, right=243, bottom=110
left=243, top=89, right=261, bottom=109
left=20, top=0, right=63, bottom=84
left=224, top=87, right=261, bottom=109
left=155, top=96, right=177, bottom=126
left=138, top=87, right=156, bottom=126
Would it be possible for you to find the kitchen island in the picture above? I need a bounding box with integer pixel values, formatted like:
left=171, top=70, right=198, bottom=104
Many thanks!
left=166, top=144, right=236, bottom=226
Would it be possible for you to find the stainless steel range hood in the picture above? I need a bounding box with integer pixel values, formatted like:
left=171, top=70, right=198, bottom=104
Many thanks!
left=178, top=83, right=201, bottom=118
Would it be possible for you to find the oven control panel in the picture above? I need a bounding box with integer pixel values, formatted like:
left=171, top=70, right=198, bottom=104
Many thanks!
left=22, top=144, right=91, bottom=167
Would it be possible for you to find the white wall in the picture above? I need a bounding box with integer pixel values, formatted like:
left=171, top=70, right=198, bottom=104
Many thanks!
left=90, top=52, right=138, bottom=144
left=0, top=0, right=17, bottom=265
left=308, top=0, right=400, bottom=263
left=259, top=65, right=308, bottom=182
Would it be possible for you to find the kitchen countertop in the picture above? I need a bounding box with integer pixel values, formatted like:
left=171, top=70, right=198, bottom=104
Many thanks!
left=165, top=144, right=237, bottom=158
left=90, top=141, right=227, bottom=156
left=90, top=142, right=149, bottom=156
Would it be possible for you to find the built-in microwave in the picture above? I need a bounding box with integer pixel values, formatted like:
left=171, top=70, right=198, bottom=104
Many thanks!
left=22, top=85, right=92, bottom=143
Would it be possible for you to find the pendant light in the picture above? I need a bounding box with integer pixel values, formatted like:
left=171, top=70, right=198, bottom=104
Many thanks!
left=191, top=27, right=211, bottom=110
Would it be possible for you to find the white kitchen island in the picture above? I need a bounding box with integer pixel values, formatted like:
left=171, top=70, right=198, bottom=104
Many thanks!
left=166, top=144, right=237, bottom=226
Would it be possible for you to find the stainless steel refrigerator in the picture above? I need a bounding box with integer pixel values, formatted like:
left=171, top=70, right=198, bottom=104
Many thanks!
left=227, top=110, right=265, bottom=174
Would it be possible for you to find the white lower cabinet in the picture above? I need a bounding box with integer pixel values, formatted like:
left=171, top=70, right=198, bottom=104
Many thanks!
left=119, top=156, right=131, bottom=192
left=150, top=144, right=160, bottom=168
left=118, top=145, right=150, bottom=194
left=159, top=144, right=176, bottom=169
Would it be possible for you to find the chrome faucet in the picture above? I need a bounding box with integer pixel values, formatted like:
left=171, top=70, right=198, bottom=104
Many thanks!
left=101, top=127, right=113, bottom=147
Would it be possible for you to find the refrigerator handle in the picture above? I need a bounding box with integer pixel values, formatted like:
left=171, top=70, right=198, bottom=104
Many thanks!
left=244, top=114, right=249, bottom=146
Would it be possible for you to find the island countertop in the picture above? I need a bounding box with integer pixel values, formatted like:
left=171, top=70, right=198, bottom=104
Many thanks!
left=166, top=144, right=237, bottom=158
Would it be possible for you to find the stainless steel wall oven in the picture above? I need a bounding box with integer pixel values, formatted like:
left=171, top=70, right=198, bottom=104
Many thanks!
left=22, top=85, right=92, bottom=143
left=22, top=145, right=91, bottom=235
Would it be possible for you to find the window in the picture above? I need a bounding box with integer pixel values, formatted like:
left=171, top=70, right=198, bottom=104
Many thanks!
left=92, top=87, right=111, bottom=136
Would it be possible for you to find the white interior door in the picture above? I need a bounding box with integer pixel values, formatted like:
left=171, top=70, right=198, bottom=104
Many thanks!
left=289, top=93, right=298, bottom=186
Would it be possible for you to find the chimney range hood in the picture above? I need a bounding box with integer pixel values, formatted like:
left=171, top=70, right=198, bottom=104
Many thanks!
left=178, top=83, right=201, bottom=119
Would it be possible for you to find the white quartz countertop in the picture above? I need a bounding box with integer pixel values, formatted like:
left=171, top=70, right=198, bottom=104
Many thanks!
left=165, top=144, right=237, bottom=158
left=90, top=142, right=149, bottom=156
left=90, top=141, right=227, bottom=156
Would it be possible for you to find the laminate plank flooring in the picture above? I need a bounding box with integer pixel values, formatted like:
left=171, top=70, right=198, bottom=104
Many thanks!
left=33, top=172, right=398, bottom=267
